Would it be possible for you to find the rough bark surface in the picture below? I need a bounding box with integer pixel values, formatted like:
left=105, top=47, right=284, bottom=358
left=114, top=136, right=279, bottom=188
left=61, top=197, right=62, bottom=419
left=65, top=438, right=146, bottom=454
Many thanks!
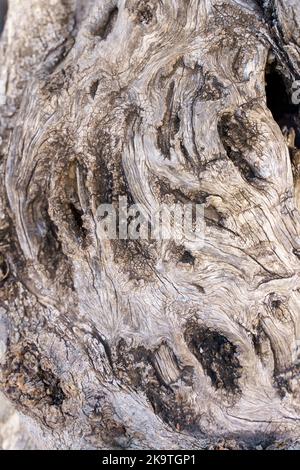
left=1, top=0, right=300, bottom=450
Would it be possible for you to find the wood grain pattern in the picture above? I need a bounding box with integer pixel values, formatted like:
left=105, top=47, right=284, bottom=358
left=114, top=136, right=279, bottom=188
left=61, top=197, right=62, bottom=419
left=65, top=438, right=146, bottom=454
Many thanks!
left=0, top=0, right=300, bottom=449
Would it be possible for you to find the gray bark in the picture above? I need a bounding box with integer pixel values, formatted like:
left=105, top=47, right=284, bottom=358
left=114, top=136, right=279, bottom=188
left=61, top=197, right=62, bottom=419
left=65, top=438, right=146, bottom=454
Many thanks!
left=1, top=0, right=300, bottom=450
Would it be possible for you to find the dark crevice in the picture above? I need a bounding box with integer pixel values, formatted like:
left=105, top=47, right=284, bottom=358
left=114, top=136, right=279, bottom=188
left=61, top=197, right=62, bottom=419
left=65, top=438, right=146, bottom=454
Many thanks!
left=191, top=283, right=205, bottom=294
left=157, top=81, right=180, bottom=159
left=93, top=6, right=118, bottom=39
left=255, top=0, right=272, bottom=15
left=204, top=204, right=239, bottom=237
left=69, top=202, right=87, bottom=240
left=91, top=327, right=114, bottom=371
left=254, top=0, right=265, bottom=15
left=0, top=253, right=9, bottom=284
left=0, top=0, right=8, bottom=36
left=259, top=0, right=300, bottom=85
left=43, top=218, right=61, bottom=266
left=252, top=333, right=261, bottom=356
left=180, top=140, right=194, bottom=167
left=157, top=179, right=209, bottom=205
left=38, top=367, right=66, bottom=407
left=265, top=60, right=300, bottom=147
left=293, top=248, right=300, bottom=259
left=221, top=148, right=257, bottom=181
left=180, top=250, right=195, bottom=266
left=251, top=323, right=268, bottom=363
left=120, top=161, right=135, bottom=206
left=90, top=79, right=100, bottom=99
left=38, top=205, right=67, bottom=278
left=184, top=324, right=242, bottom=394
left=218, top=114, right=262, bottom=183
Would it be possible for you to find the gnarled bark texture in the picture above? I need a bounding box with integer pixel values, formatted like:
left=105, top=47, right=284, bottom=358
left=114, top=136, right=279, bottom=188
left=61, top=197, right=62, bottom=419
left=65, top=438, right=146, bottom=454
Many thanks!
left=1, top=0, right=300, bottom=450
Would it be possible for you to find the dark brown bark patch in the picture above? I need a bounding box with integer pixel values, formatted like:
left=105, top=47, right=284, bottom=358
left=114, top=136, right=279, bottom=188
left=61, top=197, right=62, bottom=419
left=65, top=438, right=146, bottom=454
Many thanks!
left=185, top=323, right=242, bottom=394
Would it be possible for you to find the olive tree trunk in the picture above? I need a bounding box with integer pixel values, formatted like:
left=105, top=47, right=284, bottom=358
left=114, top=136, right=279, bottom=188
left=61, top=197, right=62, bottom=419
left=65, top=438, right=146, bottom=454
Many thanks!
left=1, top=0, right=300, bottom=450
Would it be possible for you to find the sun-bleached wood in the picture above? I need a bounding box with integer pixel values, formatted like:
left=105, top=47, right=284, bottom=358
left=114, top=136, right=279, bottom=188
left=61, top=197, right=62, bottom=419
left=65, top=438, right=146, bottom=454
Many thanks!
left=1, top=0, right=300, bottom=449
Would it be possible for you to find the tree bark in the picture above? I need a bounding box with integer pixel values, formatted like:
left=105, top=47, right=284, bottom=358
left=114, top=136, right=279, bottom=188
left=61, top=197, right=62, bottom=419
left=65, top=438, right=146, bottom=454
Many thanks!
left=1, top=0, right=300, bottom=450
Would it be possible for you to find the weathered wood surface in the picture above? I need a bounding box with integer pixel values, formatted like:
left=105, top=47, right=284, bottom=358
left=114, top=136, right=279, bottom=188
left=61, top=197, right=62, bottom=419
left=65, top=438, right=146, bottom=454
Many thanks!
left=1, top=0, right=300, bottom=449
